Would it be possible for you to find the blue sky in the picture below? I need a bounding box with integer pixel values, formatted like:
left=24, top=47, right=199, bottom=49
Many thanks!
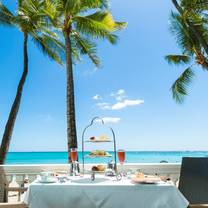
left=0, top=0, right=208, bottom=152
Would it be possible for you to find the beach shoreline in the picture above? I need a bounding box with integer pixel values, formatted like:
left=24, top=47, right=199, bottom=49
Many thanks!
left=5, top=151, right=208, bottom=164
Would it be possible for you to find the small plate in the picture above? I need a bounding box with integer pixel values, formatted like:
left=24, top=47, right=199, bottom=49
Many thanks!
left=131, top=176, right=161, bottom=184
left=87, top=154, right=112, bottom=158
left=91, top=170, right=105, bottom=174
left=37, top=178, right=57, bottom=183
left=86, top=139, right=112, bottom=143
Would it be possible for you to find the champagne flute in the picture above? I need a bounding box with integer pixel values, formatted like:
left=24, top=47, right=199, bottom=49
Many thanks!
left=117, top=149, right=126, bottom=177
left=70, top=148, right=78, bottom=176
left=70, top=148, right=78, bottom=163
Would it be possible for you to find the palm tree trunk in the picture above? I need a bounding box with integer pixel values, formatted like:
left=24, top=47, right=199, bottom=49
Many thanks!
left=0, top=32, right=28, bottom=164
left=172, top=0, right=208, bottom=56
left=64, top=31, right=78, bottom=163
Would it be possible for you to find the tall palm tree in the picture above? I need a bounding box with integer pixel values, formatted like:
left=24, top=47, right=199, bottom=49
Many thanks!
left=0, top=0, right=64, bottom=164
left=166, top=0, right=208, bottom=103
left=43, top=0, right=126, bottom=162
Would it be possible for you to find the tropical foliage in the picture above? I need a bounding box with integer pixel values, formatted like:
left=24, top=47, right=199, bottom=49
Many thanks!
left=166, top=0, right=208, bottom=103
left=42, top=0, right=127, bottom=161
left=0, top=0, right=64, bottom=164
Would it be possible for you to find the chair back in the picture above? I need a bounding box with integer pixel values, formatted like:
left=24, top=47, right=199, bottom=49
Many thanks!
left=179, top=157, right=208, bottom=204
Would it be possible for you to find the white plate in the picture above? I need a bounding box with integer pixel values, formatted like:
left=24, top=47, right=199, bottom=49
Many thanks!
left=86, top=139, right=111, bottom=143
left=131, top=176, right=161, bottom=184
left=37, top=178, right=57, bottom=183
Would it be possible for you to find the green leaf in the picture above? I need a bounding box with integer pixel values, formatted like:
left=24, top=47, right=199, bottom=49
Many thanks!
left=72, top=32, right=100, bottom=67
left=171, top=67, right=195, bottom=103
left=181, top=0, right=208, bottom=12
left=42, top=0, right=126, bottom=66
left=74, top=11, right=126, bottom=43
left=80, top=0, right=109, bottom=11
left=31, top=33, right=65, bottom=65
left=0, top=2, right=15, bottom=27
left=165, top=55, right=191, bottom=65
left=169, top=12, right=197, bottom=55
left=65, top=0, right=81, bottom=14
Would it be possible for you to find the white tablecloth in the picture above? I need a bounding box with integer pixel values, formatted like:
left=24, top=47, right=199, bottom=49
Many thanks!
left=24, top=176, right=189, bottom=208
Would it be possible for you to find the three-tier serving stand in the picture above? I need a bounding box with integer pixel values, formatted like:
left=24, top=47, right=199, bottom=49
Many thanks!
left=81, top=117, right=117, bottom=175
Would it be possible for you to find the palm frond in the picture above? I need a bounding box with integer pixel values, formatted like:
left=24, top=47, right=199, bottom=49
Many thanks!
left=114, top=21, right=127, bottom=30
left=80, top=11, right=123, bottom=31
left=171, top=67, right=195, bottom=103
left=80, top=0, right=109, bottom=11
left=71, top=32, right=100, bottom=67
left=43, top=0, right=62, bottom=28
left=70, top=46, right=81, bottom=63
left=64, top=0, right=81, bottom=15
left=170, top=12, right=197, bottom=55
left=165, top=55, right=191, bottom=65
left=31, top=32, right=65, bottom=65
left=74, top=11, right=126, bottom=43
left=42, top=0, right=126, bottom=65
left=0, top=2, right=15, bottom=27
left=181, top=0, right=208, bottom=12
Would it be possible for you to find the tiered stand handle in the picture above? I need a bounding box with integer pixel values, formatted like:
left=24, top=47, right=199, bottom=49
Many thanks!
left=81, top=117, right=117, bottom=175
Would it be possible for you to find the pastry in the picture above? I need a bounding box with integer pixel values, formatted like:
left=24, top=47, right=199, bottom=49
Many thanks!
left=90, top=136, right=96, bottom=141
left=89, top=150, right=110, bottom=157
left=99, top=135, right=110, bottom=141
left=97, top=165, right=105, bottom=171
left=91, top=165, right=105, bottom=172
left=92, top=166, right=99, bottom=171
left=135, top=172, right=158, bottom=179
left=135, top=172, right=145, bottom=178
left=89, top=135, right=110, bottom=142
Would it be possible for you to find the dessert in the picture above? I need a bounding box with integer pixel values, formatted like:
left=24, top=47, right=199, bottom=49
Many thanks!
left=135, top=172, right=145, bottom=178
left=99, top=135, right=110, bottom=141
left=89, top=150, right=111, bottom=157
left=91, top=165, right=106, bottom=172
left=89, top=135, right=110, bottom=142
left=90, top=136, right=96, bottom=141
left=132, top=172, right=161, bottom=184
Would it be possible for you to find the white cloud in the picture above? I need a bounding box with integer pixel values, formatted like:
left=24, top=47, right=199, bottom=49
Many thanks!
left=96, top=99, right=144, bottom=110
left=102, top=117, right=121, bottom=123
left=111, top=89, right=126, bottom=101
left=94, top=89, right=144, bottom=111
left=111, top=99, right=144, bottom=110
left=96, top=102, right=111, bottom=110
left=95, top=117, right=121, bottom=124
left=92, top=94, right=102, bottom=100
left=117, top=89, right=125, bottom=95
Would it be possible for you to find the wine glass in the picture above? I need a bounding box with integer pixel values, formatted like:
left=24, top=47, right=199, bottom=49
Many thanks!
left=117, top=149, right=126, bottom=177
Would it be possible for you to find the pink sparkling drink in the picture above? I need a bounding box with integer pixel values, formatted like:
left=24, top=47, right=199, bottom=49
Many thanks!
left=70, top=148, right=78, bottom=162
left=118, top=149, right=125, bottom=164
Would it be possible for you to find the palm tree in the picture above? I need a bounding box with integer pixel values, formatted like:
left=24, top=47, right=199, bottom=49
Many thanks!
left=43, top=0, right=126, bottom=162
left=166, top=0, right=208, bottom=103
left=172, top=0, right=208, bottom=56
left=0, top=0, right=64, bottom=164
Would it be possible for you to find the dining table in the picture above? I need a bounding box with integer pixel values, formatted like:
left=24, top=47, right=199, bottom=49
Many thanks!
left=24, top=175, right=189, bottom=208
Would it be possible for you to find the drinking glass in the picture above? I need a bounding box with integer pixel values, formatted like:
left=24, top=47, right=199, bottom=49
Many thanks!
left=117, top=149, right=126, bottom=177
left=118, top=149, right=125, bottom=164
left=70, top=148, right=78, bottom=163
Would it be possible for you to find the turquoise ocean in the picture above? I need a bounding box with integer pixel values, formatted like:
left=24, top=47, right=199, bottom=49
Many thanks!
left=5, top=151, right=208, bottom=164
